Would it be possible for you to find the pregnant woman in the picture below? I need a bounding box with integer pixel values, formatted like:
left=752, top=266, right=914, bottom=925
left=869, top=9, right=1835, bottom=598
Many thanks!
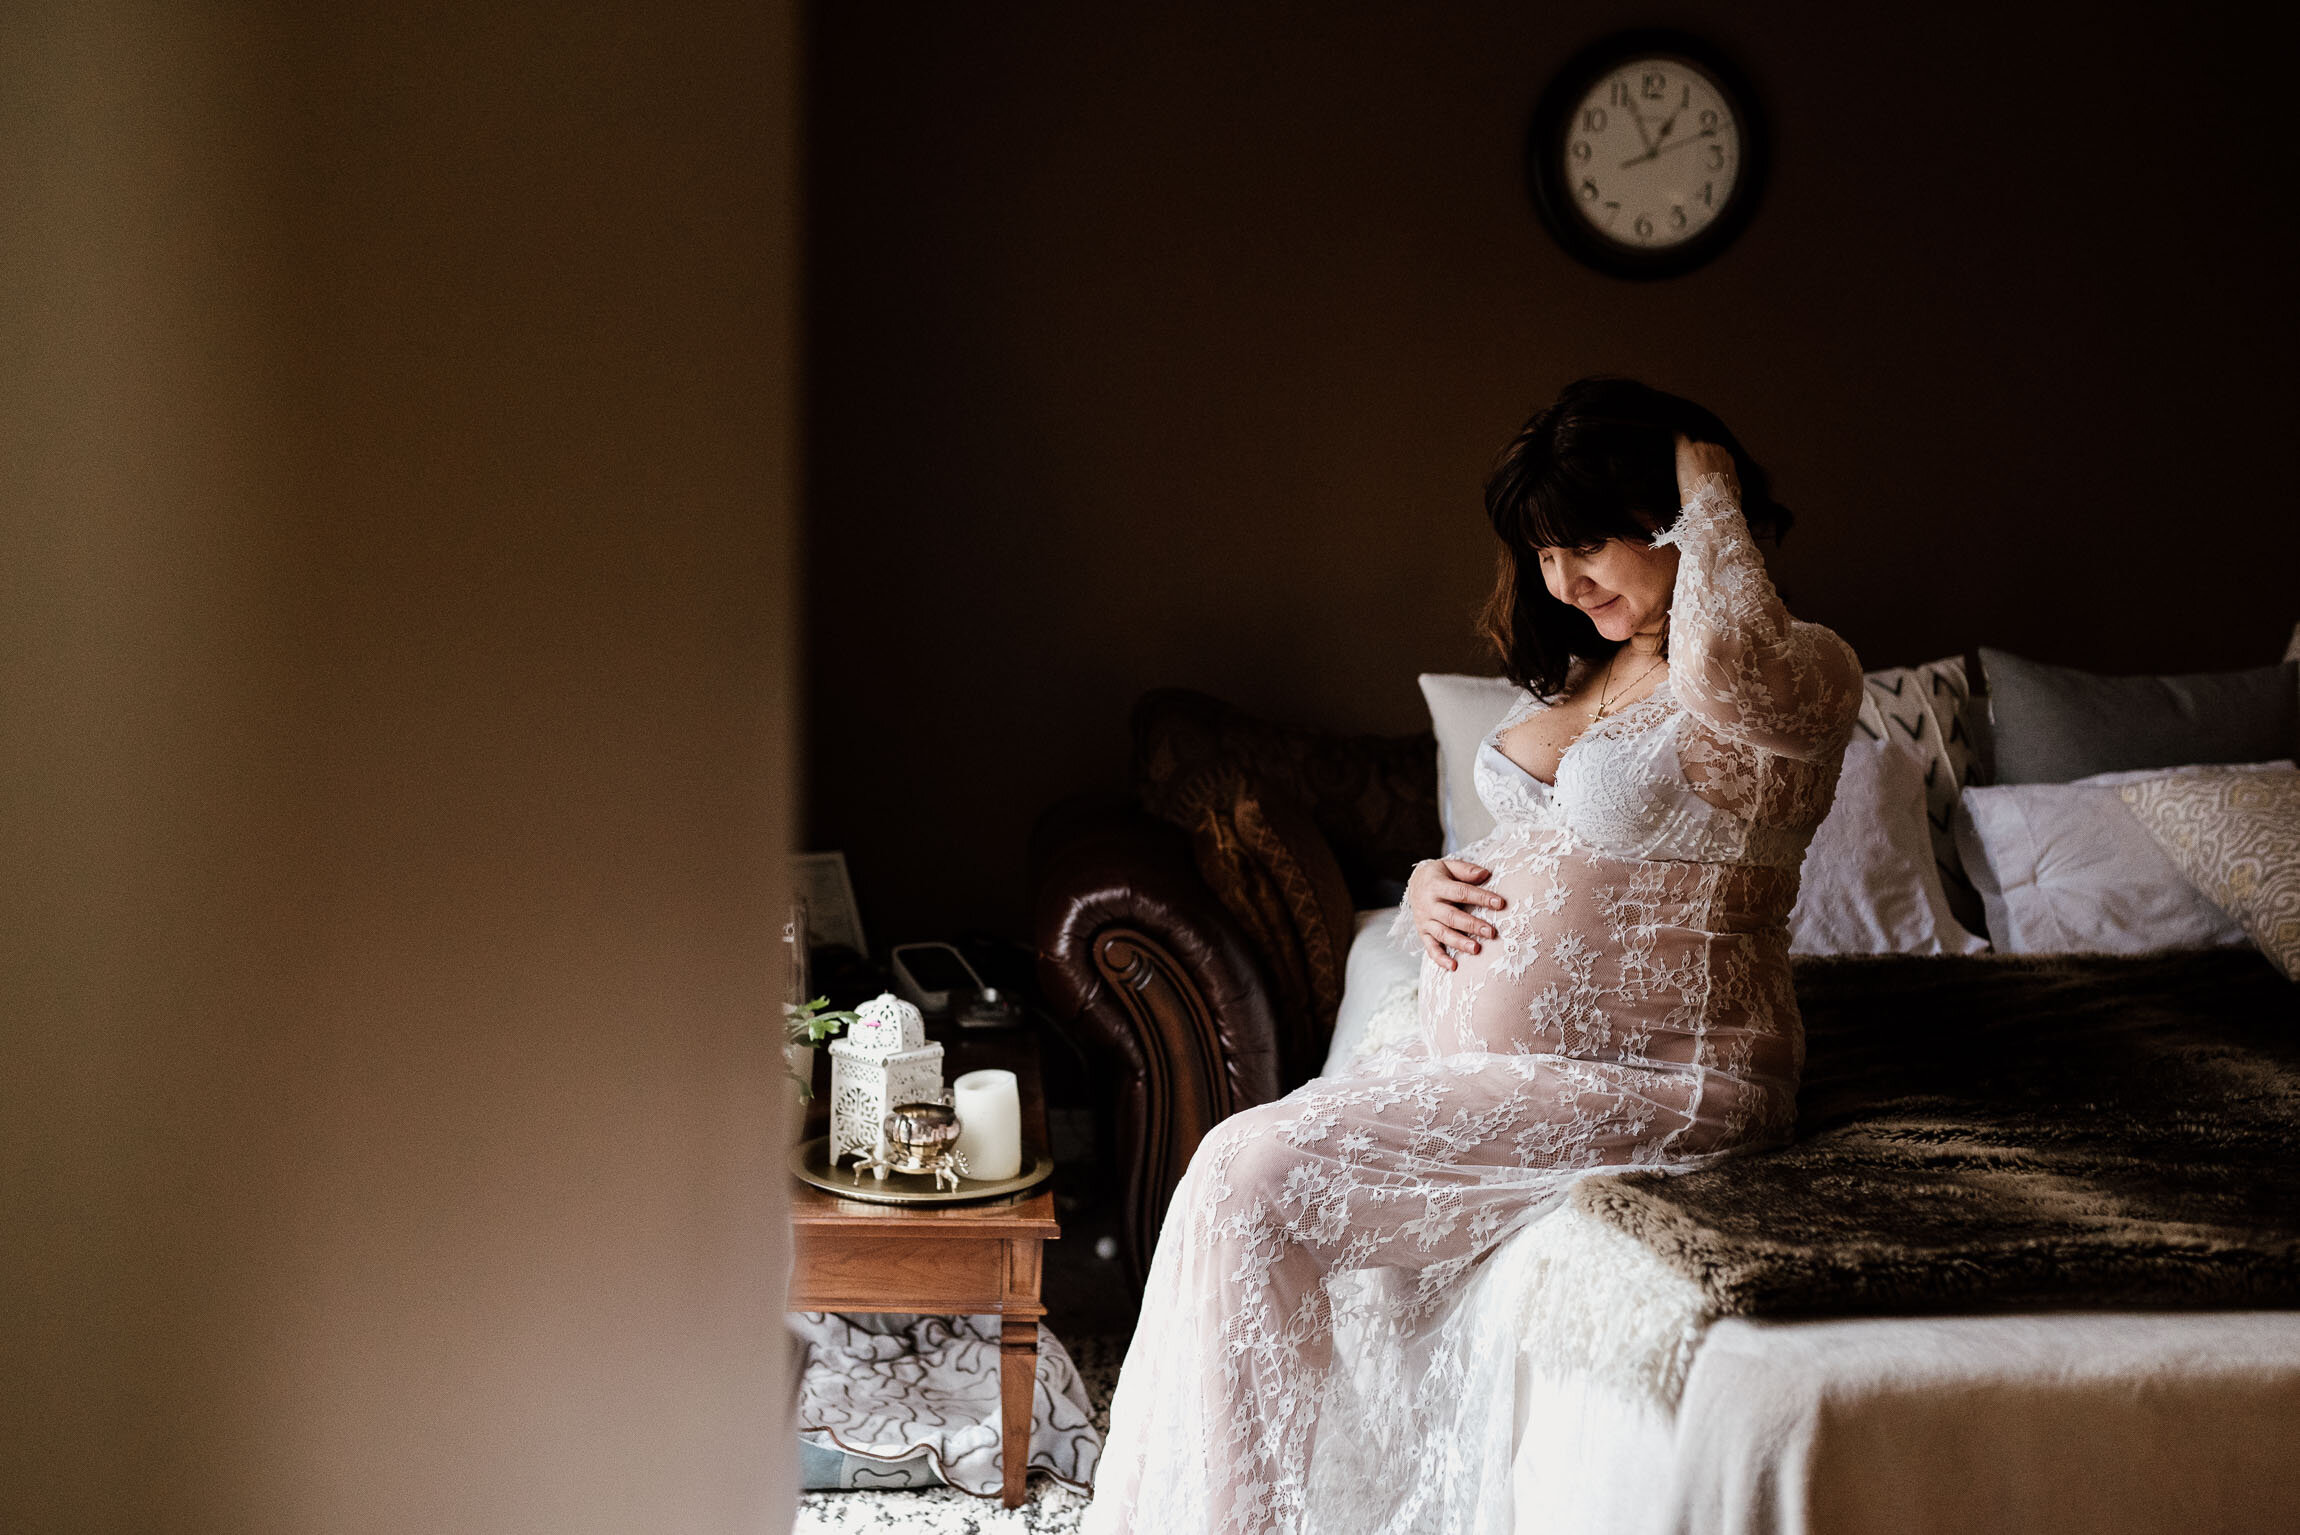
left=1082, top=376, right=1863, bottom=1535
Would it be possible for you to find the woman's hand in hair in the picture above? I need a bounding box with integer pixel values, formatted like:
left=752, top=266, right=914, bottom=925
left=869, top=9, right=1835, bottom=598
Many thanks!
left=1674, top=432, right=1740, bottom=508
left=1407, top=858, right=1506, bottom=971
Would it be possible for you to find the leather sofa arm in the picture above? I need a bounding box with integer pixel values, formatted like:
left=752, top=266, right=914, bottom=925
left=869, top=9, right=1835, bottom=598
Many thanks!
left=1031, top=798, right=1283, bottom=1284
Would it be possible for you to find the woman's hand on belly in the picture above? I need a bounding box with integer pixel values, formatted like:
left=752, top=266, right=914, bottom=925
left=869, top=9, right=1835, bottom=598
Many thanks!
left=1407, top=857, right=1508, bottom=971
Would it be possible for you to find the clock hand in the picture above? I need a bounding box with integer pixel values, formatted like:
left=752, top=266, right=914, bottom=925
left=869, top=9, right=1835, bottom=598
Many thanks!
left=1643, top=111, right=1679, bottom=161
left=1614, top=88, right=1688, bottom=169
left=1619, top=129, right=1718, bottom=170
left=1618, top=91, right=1656, bottom=155
left=1652, top=91, right=1688, bottom=144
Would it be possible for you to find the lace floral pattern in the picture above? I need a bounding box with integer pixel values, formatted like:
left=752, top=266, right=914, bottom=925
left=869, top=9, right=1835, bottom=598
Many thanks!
left=1083, top=474, right=1861, bottom=1535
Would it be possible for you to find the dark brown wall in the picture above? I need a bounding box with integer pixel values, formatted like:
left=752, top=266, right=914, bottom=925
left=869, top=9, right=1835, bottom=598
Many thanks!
left=806, top=2, right=2297, bottom=945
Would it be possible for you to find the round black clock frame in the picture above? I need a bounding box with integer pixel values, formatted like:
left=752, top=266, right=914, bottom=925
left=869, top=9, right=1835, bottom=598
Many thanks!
left=1525, top=29, right=1769, bottom=281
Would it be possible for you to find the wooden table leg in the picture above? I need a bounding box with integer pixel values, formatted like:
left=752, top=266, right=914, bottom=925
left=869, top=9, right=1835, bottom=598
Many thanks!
left=1000, top=1313, right=1036, bottom=1507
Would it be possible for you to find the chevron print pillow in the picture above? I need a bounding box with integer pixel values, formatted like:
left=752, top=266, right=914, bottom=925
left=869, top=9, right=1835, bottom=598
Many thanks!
left=2120, top=767, right=2300, bottom=981
left=1853, top=655, right=1983, bottom=929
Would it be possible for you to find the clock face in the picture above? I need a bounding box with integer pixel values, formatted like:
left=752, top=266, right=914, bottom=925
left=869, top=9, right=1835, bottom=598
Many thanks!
left=1561, top=57, right=1741, bottom=250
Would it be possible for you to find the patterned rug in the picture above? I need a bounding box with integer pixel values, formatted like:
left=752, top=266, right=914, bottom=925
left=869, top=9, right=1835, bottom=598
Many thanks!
left=794, top=1333, right=1124, bottom=1534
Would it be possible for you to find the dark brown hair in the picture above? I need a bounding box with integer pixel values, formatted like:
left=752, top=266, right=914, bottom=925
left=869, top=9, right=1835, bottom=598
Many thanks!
left=1479, top=375, right=1793, bottom=699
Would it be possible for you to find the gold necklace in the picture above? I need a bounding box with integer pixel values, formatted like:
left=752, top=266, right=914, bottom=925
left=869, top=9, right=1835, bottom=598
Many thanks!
left=1593, top=645, right=1665, bottom=721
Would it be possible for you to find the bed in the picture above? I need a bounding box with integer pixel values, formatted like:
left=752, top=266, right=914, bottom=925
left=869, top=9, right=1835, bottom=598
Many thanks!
left=1513, top=1301, right=2300, bottom=1533
left=1032, top=630, right=2300, bottom=1531
left=1324, top=932, right=2300, bottom=1533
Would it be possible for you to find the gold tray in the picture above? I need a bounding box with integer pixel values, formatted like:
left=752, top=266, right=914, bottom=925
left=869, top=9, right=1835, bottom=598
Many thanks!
left=789, top=1135, right=1055, bottom=1207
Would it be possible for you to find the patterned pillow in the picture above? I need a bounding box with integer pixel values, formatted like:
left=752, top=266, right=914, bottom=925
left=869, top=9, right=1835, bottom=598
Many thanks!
left=1853, top=654, right=1984, bottom=932
left=2119, top=767, right=2300, bottom=980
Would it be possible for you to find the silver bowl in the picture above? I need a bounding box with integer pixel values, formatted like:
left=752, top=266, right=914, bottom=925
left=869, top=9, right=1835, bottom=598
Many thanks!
left=883, top=1100, right=962, bottom=1154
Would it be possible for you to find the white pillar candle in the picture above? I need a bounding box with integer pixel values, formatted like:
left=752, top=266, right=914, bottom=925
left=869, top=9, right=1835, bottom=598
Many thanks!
left=952, top=1068, right=1021, bottom=1182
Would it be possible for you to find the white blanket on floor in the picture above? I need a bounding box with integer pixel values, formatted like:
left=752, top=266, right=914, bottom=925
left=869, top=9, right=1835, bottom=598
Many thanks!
left=792, top=1312, right=1102, bottom=1498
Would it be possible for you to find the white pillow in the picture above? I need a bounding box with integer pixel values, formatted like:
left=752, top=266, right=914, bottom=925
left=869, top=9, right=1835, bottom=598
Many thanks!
left=1789, top=737, right=1989, bottom=956
left=1321, top=909, right=1423, bottom=1077
left=1418, top=673, right=1525, bottom=855
left=1951, top=761, right=2295, bottom=953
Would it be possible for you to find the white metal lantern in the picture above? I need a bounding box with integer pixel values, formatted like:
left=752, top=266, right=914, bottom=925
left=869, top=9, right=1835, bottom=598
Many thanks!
left=827, top=993, right=946, bottom=1167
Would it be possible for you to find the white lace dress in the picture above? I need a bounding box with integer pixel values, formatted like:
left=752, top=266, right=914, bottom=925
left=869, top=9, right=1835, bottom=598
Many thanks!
left=1081, top=474, right=1863, bottom=1535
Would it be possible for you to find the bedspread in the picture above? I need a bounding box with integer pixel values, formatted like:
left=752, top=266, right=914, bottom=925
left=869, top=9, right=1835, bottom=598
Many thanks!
left=1575, top=948, right=2300, bottom=1316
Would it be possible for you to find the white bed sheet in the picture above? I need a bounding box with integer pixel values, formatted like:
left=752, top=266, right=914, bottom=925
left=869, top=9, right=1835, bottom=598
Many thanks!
left=1512, top=1308, right=2300, bottom=1535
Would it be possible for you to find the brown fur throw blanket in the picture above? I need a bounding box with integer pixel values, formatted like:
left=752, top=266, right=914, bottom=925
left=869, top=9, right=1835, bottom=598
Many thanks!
left=1573, top=949, right=2300, bottom=1316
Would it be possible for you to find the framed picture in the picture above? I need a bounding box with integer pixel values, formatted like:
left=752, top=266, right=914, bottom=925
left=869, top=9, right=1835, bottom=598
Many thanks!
left=782, top=897, right=810, bottom=1009
left=792, top=850, right=868, bottom=956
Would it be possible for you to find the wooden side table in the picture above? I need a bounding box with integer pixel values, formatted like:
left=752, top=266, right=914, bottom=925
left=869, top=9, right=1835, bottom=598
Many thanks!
left=790, top=1033, right=1060, bottom=1508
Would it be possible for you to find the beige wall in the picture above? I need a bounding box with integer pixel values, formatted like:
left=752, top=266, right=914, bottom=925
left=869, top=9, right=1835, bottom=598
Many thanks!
left=1, top=4, right=799, bottom=1531
left=805, top=2, right=2296, bottom=944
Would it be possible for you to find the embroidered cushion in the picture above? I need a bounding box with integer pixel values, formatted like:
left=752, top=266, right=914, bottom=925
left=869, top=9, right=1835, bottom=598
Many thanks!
left=1133, top=686, right=1439, bottom=908
left=2119, top=766, right=2300, bottom=981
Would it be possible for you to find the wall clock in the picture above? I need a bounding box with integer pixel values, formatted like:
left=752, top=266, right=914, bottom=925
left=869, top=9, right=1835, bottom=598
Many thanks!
left=1526, top=30, right=1768, bottom=280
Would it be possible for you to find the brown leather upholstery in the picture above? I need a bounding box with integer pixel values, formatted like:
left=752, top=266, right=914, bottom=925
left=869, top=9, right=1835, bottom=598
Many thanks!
left=1032, top=798, right=1284, bottom=1281
left=1032, top=696, right=1442, bottom=1285
left=1133, top=689, right=1440, bottom=906
left=1158, top=763, right=1356, bottom=1088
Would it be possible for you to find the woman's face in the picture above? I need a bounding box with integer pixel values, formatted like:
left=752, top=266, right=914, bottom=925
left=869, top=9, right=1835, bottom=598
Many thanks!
left=1535, top=536, right=1680, bottom=643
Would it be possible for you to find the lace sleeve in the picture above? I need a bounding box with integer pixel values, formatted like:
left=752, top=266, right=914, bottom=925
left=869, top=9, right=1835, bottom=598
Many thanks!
left=1389, top=884, right=1419, bottom=943
left=1650, top=472, right=1861, bottom=760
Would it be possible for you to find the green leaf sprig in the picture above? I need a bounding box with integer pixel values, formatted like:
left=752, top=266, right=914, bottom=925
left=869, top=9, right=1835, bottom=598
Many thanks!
left=783, top=996, right=862, bottom=1100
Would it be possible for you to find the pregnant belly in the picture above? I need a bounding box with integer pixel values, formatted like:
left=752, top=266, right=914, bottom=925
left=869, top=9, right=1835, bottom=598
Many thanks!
left=1416, top=836, right=1800, bottom=1091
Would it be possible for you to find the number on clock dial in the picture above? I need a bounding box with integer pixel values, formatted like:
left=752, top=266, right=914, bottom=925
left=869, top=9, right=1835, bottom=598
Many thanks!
left=1564, top=61, right=1737, bottom=248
